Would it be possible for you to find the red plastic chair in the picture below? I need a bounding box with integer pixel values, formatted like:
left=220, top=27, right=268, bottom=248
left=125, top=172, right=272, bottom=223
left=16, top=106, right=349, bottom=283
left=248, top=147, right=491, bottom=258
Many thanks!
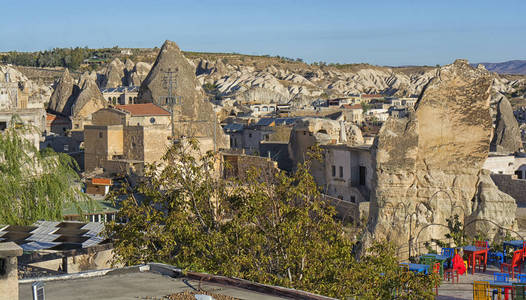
left=475, top=241, right=488, bottom=271
left=433, top=262, right=441, bottom=296
left=501, top=250, right=523, bottom=279
left=444, top=267, right=459, bottom=283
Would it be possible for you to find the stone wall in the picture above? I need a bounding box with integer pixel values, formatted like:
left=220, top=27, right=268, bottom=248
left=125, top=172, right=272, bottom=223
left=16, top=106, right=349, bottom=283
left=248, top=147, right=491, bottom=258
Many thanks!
left=29, top=248, right=119, bottom=274
left=491, top=173, right=526, bottom=203
left=223, top=153, right=278, bottom=181
left=321, top=194, right=369, bottom=224
left=84, top=125, right=123, bottom=171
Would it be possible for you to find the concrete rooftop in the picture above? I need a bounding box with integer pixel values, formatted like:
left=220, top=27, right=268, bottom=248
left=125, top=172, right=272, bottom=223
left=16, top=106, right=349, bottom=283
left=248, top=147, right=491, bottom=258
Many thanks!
left=18, top=266, right=295, bottom=300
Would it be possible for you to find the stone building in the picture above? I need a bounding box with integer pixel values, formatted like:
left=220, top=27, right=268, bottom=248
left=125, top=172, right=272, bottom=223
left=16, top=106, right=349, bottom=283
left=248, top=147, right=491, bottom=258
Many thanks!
left=84, top=103, right=172, bottom=176
left=0, top=74, right=45, bottom=149
left=319, top=144, right=373, bottom=204
left=101, top=86, right=139, bottom=105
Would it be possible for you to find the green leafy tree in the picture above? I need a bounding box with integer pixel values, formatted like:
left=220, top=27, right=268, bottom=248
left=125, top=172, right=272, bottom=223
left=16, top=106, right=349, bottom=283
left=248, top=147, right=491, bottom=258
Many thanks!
left=0, top=116, right=83, bottom=225
left=108, top=140, right=438, bottom=299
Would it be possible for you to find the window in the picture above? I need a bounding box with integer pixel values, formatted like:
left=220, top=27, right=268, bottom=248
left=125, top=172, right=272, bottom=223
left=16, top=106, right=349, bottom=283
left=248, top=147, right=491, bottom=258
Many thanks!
left=99, top=132, right=103, bottom=138
left=129, top=97, right=132, bottom=104
left=63, top=144, right=69, bottom=152
left=248, top=133, right=252, bottom=138
left=303, top=131, right=307, bottom=135
left=515, top=170, right=523, bottom=179
left=351, top=196, right=356, bottom=203
left=331, top=165, right=336, bottom=177
left=0, top=122, right=6, bottom=131
left=359, top=166, right=366, bottom=185
left=150, top=117, right=156, bottom=124
left=339, top=166, right=343, bottom=178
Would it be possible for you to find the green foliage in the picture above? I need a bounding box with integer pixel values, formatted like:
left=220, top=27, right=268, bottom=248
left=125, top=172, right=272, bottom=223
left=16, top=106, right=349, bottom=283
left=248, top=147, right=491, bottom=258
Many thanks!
left=0, top=116, right=83, bottom=225
left=361, top=102, right=370, bottom=114
left=108, top=140, right=437, bottom=299
left=1, top=47, right=99, bottom=70
left=443, top=214, right=467, bottom=247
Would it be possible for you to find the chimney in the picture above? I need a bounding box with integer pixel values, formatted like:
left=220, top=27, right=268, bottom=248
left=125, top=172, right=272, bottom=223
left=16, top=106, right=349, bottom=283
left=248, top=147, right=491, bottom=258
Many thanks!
left=0, top=242, right=23, bottom=299
left=339, top=120, right=347, bottom=143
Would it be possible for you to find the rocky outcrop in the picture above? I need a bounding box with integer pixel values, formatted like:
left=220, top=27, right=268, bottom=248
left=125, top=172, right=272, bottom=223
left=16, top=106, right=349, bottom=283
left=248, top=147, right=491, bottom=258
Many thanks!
left=465, top=170, right=517, bottom=237
left=102, top=58, right=126, bottom=88
left=0, top=65, right=51, bottom=109
left=47, top=69, right=106, bottom=119
left=71, top=77, right=106, bottom=118
left=364, top=60, right=516, bottom=257
left=138, top=40, right=228, bottom=148
left=127, top=62, right=151, bottom=87
left=288, top=117, right=364, bottom=167
left=48, top=69, right=79, bottom=115
left=491, top=95, right=522, bottom=153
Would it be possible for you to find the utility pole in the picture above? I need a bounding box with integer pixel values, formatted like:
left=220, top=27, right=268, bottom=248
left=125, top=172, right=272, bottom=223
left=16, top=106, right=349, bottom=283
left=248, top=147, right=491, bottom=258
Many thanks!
left=161, top=68, right=182, bottom=140
left=160, top=68, right=218, bottom=151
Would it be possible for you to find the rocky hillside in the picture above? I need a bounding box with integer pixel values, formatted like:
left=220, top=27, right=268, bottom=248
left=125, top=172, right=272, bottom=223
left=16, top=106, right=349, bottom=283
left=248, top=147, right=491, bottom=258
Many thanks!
left=0, top=65, right=51, bottom=107
left=92, top=53, right=526, bottom=110
left=8, top=46, right=526, bottom=115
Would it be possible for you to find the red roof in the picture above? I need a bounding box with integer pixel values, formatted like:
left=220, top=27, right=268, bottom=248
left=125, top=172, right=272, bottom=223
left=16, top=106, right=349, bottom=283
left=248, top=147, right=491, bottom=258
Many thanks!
left=46, top=113, right=70, bottom=125
left=115, top=103, right=170, bottom=116
left=342, top=104, right=362, bottom=109
left=91, top=178, right=112, bottom=185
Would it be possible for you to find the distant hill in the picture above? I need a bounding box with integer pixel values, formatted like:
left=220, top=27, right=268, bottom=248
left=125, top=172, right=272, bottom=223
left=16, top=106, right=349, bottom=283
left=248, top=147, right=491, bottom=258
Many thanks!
left=474, top=60, right=526, bottom=75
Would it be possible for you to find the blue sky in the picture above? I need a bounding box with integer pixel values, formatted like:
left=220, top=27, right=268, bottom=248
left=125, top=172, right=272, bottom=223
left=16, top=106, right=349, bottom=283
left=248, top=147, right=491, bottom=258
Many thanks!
left=1, top=0, right=525, bottom=66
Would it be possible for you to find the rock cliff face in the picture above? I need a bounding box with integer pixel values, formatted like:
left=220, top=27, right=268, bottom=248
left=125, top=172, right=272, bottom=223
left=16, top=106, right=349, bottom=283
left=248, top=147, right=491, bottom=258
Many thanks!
left=190, top=58, right=525, bottom=116
left=47, top=69, right=106, bottom=119
left=138, top=40, right=228, bottom=148
left=71, top=77, right=107, bottom=118
left=0, top=65, right=51, bottom=109
left=491, top=95, right=522, bottom=153
left=364, top=60, right=517, bottom=257
left=127, top=61, right=151, bottom=87
left=288, top=118, right=364, bottom=166
left=102, top=58, right=126, bottom=88
left=48, top=69, right=78, bottom=115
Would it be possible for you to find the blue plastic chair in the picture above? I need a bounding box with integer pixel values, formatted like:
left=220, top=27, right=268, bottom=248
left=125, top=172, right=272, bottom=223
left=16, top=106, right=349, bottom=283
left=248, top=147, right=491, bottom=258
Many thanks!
left=517, top=274, right=526, bottom=283
left=489, top=250, right=505, bottom=264
left=441, top=247, right=455, bottom=258
left=492, top=273, right=510, bottom=299
left=494, top=272, right=510, bottom=282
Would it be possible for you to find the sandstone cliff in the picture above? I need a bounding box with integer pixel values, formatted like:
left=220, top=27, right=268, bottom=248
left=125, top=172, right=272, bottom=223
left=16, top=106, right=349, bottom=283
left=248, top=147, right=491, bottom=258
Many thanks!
left=138, top=40, right=228, bottom=148
left=71, top=77, right=107, bottom=118
left=101, top=58, right=126, bottom=88
left=288, top=117, right=364, bottom=167
left=48, top=68, right=78, bottom=115
left=364, top=60, right=517, bottom=257
left=491, top=95, right=523, bottom=153
left=0, top=65, right=51, bottom=109
left=193, top=58, right=524, bottom=107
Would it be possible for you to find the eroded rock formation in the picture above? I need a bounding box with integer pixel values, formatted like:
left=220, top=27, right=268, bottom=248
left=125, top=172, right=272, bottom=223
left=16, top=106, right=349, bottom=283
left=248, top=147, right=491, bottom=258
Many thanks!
left=47, top=69, right=106, bottom=119
left=48, top=69, right=78, bottom=115
left=288, top=117, right=364, bottom=167
left=138, top=40, right=228, bottom=148
left=71, top=77, right=106, bottom=118
left=491, top=95, right=522, bottom=153
left=364, top=60, right=517, bottom=257
left=102, top=58, right=126, bottom=88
